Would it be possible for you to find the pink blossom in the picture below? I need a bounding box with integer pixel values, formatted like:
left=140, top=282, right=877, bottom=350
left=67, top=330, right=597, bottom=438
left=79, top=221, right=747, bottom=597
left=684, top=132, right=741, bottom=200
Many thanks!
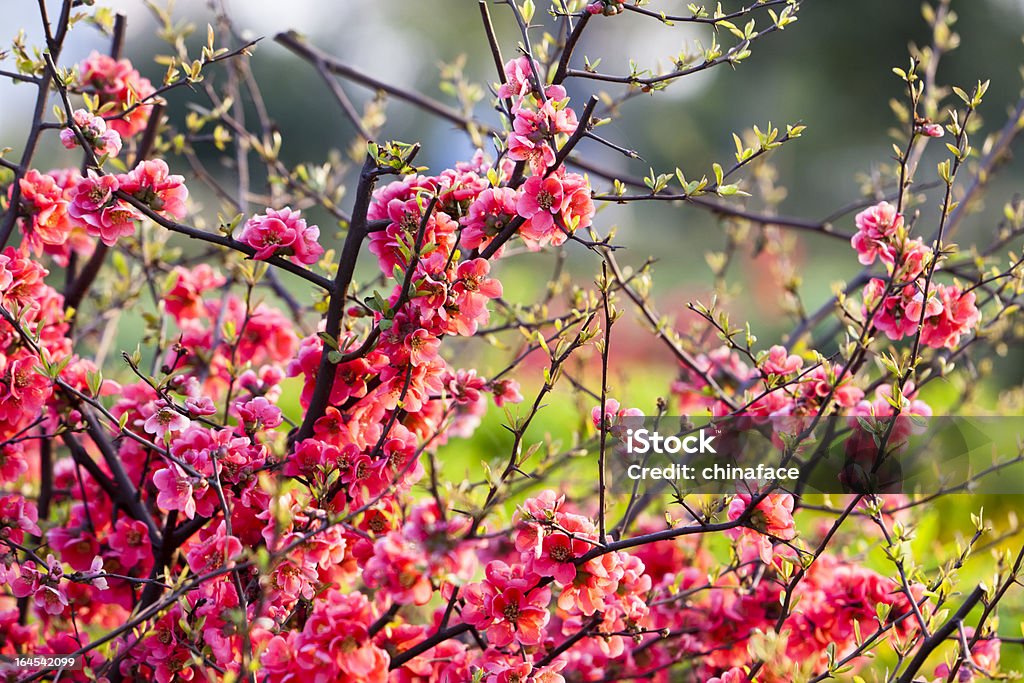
left=60, top=108, right=123, bottom=157
left=851, top=201, right=904, bottom=266
left=727, top=492, right=796, bottom=563
left=16, top=169, right=76, bottom=247
left=461, top=186, right=519, bottom=250
left=152, top=463, right=197, bottom=519
left=508, top=132, right=556, bottom=173
left=513, top=490, right=566, bottom=556
left=49, top=525, right=99, bottom=571
left=591, top=398, right=644, bottom=437
left=11, top=557, right=69, bottom=616
left=556, top=549, right=624, bottom=616
left=185, top=396, right=218, bottom=416
left=142, top=401, right=191, bottom=438
left=498, top=56, right=539, bottom=99
left=512, top=100, right=578, bottom=146
left=118, top=159, right=188, bottom=219
left=185, top=521, right=243, bottom=574
left=496, top=56, right=568, bottom=101
left=108, top=518, right=153, bottom=567
left=463, top=561, right=551, bottom=647
left=934, top=629, right=999, bottom=680
left=77, top=51, right=156, bottom=138
left=885, top=236, right=932, bottom=282
left=363, top=531, right=434, bottom=605
left=913, top=283, right=981, bottom=349
left=800, top=362, right=864, bottom=408
left=530, top=514, right=595, bottom=584
left=239, top=206, right=324, bottom=264
left=447, top=258, right=502, bottom=336
left=235, top=395, right=283, bottom=431
left=558, top=171, right=595, bottom=234
left=862, top=278, right=932, bottom=341
left=762, top=345, right=803, bottom=376
left=69, top=172, right=119, bottom=215
left=0, top=351, right=53, bottom=430
left=0, top=494, right=42, bottom=543
left=286, top=589, right=391, bottom=681
left=405, top=328, right=441, bottom=366
left=490, top=378, right=523, bottom=407
left=165, top=264, right=226, bottom=321
left=508, top=105, right=561, bottom=173
left=68, top=177, right=141, bottom=246
left=517, top=175, right=565, bottom=242
left=81, top=556, right=109, bottom=591
left=706, top=667, right=750, bottom=683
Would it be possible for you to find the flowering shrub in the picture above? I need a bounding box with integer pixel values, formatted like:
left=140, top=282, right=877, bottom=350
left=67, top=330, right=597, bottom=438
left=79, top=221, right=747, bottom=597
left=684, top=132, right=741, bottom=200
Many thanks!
left=0, top=1, right=1022, bottom=682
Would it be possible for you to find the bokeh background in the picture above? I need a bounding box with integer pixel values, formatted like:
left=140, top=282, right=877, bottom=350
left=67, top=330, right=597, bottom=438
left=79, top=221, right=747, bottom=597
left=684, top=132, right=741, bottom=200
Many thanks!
left=4, top=1, right=1024, bottom=674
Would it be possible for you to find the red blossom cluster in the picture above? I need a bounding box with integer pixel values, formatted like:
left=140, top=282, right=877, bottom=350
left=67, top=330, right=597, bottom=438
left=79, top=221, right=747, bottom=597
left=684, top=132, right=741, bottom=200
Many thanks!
left=14, top=158, right=187, bottom=253
left=77, top=51, right=157, bottom=138
left=59, top=109, right=123, bottom=159
left=671, top=198, right=981, bottom=425
left=852, top=201, right=980, bottom=349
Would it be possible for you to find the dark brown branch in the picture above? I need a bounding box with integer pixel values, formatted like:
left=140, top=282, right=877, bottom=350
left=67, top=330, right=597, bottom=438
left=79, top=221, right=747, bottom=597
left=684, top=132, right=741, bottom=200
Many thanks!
left=116, top=192, right=334, bottom=291
left=389, top=624, right=472, bottom=670
left=292, top=152, right=379, bottom=444
left=894, top=586, right=986, bottom=683
left=535, top=613, right=603, bottom=668
left=275, top=31, right=478, bottom=133
left=0, top=65, right=55, bottom=248
left=109, top=12, right=127, bottom=60
left=564, top=20, right=786, bottom=87
left=620, top=0, right=791, bottom=24
left=79, top=405, right=164, bottom=551
left=552, top=12, right=590, bottom=85
left=547, top=94, right=599, bottom=176
left=478, top=0, right=510, bottom=113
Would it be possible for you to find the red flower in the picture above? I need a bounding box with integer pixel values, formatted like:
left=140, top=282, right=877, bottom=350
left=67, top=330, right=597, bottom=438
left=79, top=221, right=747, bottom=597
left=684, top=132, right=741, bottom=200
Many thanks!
left=915, top=283, right=980, bottom=349
left=517, top=175, right=564, bottom=241
left=108, top=518, right=153, bottom=568
left=727, top=492, right=796, bottom=563
left=463, top=560, right=551, bottom=648
left=851, top=201, right=903, bottom=266
left=77, top=51, right=156, bottom=138
left=16, top=169, right=75, bottom=246
left=118, top=159, right=189, bottom=219
left=153, top=463, right=197, bottom=519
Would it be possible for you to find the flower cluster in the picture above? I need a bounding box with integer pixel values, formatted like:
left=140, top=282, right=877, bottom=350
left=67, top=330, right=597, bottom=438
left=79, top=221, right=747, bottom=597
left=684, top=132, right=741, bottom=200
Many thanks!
left=671, top=198, right=982, bottom=428
left=726, top=491, right=796, bottom=563
left=238, top=206, right=324, bottom=264
left=673, top=343, right=865, bottom=419
left=77, top=50, right=156, bottom=138
left=852, top=201, right=980, bottom=349
left=15, top=159, right=187, bottom=251
left=59, top=108, right=123, bottom=158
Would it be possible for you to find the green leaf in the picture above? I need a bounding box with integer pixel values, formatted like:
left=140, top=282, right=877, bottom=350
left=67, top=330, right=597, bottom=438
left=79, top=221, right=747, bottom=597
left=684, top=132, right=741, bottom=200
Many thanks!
left=521, top=0, right=535, bottom=23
